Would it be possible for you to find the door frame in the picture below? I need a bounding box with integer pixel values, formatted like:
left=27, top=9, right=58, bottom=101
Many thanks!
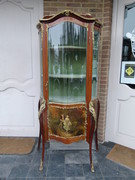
left=106, top=0, right=135, bottom=149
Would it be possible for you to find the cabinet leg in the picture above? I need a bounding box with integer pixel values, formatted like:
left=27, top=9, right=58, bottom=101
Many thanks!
left=95, top=129, right=98, bottom=151
left=37, top=129, right=41, bottom=150
left=89, top=120, right=95, bottom=173
left=39, top=133, right=45, bottom=171
left=89, top=142, right=95, bottom=173
left=38, top=97, right=47, bottom=171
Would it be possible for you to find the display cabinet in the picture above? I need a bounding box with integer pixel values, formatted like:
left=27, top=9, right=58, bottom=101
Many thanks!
left=37, top=10, right=101, bottom=172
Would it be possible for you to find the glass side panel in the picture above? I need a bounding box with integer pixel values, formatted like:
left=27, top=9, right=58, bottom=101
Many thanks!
left=48, top=21, right=87, bottom=104
left=120, top=3, right=135, bottom=87
left=39, top=31, right=43, bottom=97
left=92, top=30, right=100, bottom=99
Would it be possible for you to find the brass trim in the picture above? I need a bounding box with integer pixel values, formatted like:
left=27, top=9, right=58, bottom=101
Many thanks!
left=48, top=104, right=87, bottom=110
left=89, top=101, right=96, bottom=131
left=39, top=160, right=43, bottom=171
left=49, top=133, right=86, bottom=140
left=45, top=81, right=48, bottom=90
left=91, top=162, right=95, bottom=173
left=63, top=10, right=70, bottom=16
left=91, top=23, right=94, bottom=45
left=38, top=97, right=46, bottom=119
left=40, top=23, right=44, bottom=41
left=39, top=10, right=102, bottom=26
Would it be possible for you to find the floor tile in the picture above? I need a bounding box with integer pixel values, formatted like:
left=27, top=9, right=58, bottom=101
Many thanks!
left=49, top=151, right=65, bottom=164
left=0, top=165, right=13, bottom=178
left=99, top=159, right=123, bottom=178
left=83, top=164, right=103, bottom=179
left=65, top=151, right=89, bottom=164
left=0, top=140, right=135, bottom=180
left=84, top=178, right=103, bottom=180
left=46, top=178, right=65, bottom=180
left=7, top=178, right=26, bottom=180
left=32, top=152, right=49, bottom=166
left=98, top=144, right=112, bottom=158
left=65, top=177, right=85, bottom=180
left=124, top=177, right=135, bottom=180
left=27, top=178, right=46, bottom=180
left=118, top=164, right=135, bottom=177
left=47, top=162, right=65, bottom=177
left=65, top=164, right=83, bottom=177
left=0, top=155, right=17, bottom=164
left=104, top=178, right=125, bottom=180
left=15, top=154, right=34, bottom=164
left=102, top=142, right=115, bottom=148
left=27, top=164, right=47, bottom=178
left=8, top=164, right=30, bottom=178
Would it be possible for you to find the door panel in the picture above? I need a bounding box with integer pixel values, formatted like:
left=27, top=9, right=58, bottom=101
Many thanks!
left=118, top=97, right=135, bottom=137
left=0, top=0, right=43, bottom=136
left=106, top=0, right=135, bottom=149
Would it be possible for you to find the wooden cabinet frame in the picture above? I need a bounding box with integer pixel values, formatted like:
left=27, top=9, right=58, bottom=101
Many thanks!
left=37, top=10, right=101, bottom=173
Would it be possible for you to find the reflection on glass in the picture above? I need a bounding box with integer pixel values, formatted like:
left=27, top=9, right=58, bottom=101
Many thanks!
left=92, top=30, right=100, bottom=99
left=122, top=3, right=135, bottom=61
left=120, top=3, right=135, bottom=86
left=48, top=22, right=87, bottom=104
left=39, top=31, right=43, bottom=97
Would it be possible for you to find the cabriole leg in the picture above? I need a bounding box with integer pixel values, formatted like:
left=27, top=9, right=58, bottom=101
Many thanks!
left=89, top=120, right=95, bottom=173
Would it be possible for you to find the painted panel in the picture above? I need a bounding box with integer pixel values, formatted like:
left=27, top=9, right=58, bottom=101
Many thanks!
left=48, top=105, right=87, bottom=138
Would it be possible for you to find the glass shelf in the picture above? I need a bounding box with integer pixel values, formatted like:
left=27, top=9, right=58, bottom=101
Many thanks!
left=49, top=96, right=85, bottom=104
left=49, top=77, right=86, bottom=104
left=49, top=74, right=86, bottom=78
left=49, top=46, right=86, bottom=50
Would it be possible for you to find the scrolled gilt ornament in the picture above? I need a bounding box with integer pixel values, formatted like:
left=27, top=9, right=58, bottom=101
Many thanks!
left=64, top=10, right=70, bottom=16
left=89, top=101, right=96, bottom=131
left=38, top=97, right=46, bottom=119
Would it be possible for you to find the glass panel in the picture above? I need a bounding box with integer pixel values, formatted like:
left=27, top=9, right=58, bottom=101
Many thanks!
left=39, top=31, right=43, bottom=97
left=92, top=30, right=100, bottom=99
left=48, top=22, right=87, bottom=104
left=120, top=3, right=135, bottom=87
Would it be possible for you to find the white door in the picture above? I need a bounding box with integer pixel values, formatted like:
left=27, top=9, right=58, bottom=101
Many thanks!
left=106, top=0, right=135, bottom=149
left=0, top=0, right=43, bottom=137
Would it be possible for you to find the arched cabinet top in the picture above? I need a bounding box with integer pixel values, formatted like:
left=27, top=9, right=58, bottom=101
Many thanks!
left=37, top=10, right=102, bottom=29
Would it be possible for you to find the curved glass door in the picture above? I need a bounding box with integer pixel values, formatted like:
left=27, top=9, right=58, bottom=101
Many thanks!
left=92, top=30, right=100, bottom=99
left=48, top=21, right=87, bottom=104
